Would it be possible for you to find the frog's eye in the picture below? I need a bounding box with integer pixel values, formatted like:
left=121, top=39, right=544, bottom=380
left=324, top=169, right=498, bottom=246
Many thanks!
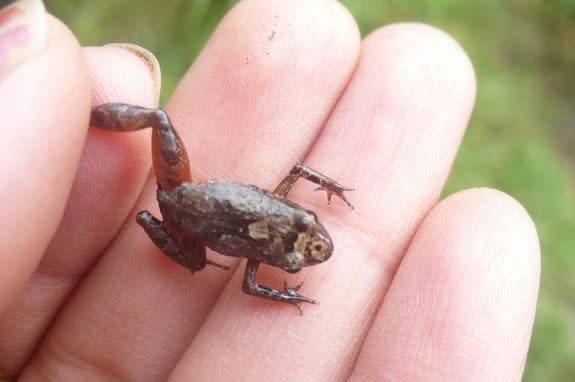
left=295, top=213, right=316, bottom=232
left=295, top=221, right=308, bottom=233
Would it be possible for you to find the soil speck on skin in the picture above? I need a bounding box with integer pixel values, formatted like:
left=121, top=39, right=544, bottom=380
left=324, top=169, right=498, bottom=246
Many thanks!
left=245, top=53, right=255, bottom=64
left=269, top=30, right=276, bottom=41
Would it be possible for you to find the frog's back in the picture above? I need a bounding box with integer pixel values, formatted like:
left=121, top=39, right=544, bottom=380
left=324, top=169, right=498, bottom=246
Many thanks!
left=156, top=180, right=312, bottom=260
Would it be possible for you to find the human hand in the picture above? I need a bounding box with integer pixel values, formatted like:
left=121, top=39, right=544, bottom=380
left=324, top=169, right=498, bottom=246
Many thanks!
left=0, top=1, right=539, bottom=381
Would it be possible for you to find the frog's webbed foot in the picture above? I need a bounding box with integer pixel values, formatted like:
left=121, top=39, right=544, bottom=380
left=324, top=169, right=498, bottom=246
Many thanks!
left=242, top=259, right=317, bottom=315
left=273, top=163, right=354, bottom=209
left=282, top=280, right=318, bottom=315
left=314, top=184, right=354, bottom=209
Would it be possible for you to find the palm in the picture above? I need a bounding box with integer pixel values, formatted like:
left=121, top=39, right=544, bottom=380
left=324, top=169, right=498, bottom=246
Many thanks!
left=0, top=1, right=539, bottom=381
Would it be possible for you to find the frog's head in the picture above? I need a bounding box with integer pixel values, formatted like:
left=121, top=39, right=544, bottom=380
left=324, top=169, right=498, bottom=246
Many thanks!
left=284, top=210, right=334, bottom=273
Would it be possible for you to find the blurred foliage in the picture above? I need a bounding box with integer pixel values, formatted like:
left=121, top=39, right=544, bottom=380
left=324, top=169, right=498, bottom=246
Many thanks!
left=46, top=0, right=575, bottom=380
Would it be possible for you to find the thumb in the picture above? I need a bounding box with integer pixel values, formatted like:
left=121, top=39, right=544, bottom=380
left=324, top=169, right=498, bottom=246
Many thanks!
left=0, top=1, right=91, bottom=314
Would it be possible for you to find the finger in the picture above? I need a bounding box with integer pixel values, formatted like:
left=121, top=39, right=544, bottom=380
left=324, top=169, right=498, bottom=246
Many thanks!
left=21, top=0, right=360, bottom=380
left=170, top=23, right=476, bottom=381
left=39, top=44, right=160, bottom=276
left=350, top=189, right=540, bottom=382
left=0, top=9, right=90, bottom=313
left=0, top=43, right=159, bottom=377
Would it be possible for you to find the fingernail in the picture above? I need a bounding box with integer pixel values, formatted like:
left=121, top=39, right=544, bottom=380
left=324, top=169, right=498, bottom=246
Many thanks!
left=0, top=0, right=46, bottom=77
left=105, top=43, right=162, bottom=100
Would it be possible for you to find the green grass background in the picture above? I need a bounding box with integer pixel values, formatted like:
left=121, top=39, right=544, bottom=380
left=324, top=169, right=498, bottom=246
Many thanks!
left=45, top=1, right=575, bottom=380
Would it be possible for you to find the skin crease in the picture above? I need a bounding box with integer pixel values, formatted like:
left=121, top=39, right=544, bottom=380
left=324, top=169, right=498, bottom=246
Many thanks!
left=0, top=1, right=540, bottom=381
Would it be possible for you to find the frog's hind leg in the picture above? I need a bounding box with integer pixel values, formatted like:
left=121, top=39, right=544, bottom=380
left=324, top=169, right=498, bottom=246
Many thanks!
left=136, top=211, right=229, bottom=272
left=90, top=103, right=191, bottom=190
left=136, top=211, right=204, bottom=272
left=273, top=163, right=354, bottom=209
left=241, top=259, right=317, bottom=314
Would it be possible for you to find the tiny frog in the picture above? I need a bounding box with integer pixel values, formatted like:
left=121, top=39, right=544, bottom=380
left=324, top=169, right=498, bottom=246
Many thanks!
left=90, top=103, right=353, bottom=313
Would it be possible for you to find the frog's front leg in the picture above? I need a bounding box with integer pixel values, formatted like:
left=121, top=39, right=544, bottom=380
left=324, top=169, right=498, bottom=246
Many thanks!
left=241, top=259, right=317, bottom=314
left=273, top=163, right=354, bottom=209
left=136, top=211, right=229, bottom=272
left=239, top=164, right=353, bottom=313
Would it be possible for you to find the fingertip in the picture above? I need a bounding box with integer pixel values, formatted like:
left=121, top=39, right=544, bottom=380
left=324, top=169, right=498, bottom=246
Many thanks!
left=433, top=187, right=540, bottom=273
left=351, top=187, right=540, bottom=381
left=421, top=188, right=541, bottom=303
left=104, top=43, right=161, bottom=99
left=420, top=187, right=540, bottom=378
left=418, top=187, right=541, bottom=320
left=0, top=0, right=47, bottom=78
left=83, top=43, right=161, bottom=106
left=167, top=0, right=362, bottom=182
left=363, top=22, right=477, bottom=108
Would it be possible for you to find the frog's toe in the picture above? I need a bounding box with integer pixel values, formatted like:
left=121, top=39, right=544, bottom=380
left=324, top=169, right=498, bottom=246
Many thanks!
left=282, top=281, right=318, bottom=314
left=314, top=186, right=354, bottom=209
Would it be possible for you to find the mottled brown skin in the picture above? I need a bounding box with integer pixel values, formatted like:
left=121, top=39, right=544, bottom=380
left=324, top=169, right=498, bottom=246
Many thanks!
left=90, top=103, right=353, bottom=313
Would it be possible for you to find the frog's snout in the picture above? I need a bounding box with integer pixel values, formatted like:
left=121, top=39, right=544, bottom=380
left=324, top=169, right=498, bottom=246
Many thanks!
left=309, top=220, right=333, bottom=263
